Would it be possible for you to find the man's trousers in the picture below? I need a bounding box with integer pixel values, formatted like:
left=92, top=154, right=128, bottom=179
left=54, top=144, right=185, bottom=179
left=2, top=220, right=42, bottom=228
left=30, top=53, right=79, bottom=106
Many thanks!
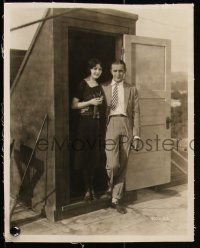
left=105, top=115, right=132, bottom=200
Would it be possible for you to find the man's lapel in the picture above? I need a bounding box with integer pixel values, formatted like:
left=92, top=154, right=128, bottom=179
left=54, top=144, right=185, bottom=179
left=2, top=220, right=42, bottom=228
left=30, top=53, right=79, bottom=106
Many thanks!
left=124, top=82, right=131, bottom=110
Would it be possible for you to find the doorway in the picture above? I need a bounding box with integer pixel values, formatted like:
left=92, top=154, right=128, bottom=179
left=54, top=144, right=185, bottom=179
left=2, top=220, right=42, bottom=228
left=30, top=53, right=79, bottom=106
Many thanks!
left=68, top=29, right=116, bottom=201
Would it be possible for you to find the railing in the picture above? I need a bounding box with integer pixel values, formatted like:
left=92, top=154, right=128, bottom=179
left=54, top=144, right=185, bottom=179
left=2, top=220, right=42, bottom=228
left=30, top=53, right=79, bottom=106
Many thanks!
left=171, top=149, right=188, bottom=175
left=10, top=114, right=48, bottom=219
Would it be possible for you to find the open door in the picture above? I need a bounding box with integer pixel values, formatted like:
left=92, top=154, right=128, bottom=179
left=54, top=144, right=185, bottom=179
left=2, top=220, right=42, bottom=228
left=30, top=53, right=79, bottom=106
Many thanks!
left=124, top=35, right=171, bottom=190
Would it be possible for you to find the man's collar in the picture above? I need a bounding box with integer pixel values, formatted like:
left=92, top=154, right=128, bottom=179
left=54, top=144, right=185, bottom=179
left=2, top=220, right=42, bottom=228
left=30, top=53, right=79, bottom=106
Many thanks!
left=111, top=79, right=124, bottom=86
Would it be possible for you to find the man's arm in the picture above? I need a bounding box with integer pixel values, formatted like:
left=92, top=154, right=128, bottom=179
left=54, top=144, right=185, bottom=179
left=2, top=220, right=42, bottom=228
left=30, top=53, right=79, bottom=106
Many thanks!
left=131, top=86, right=140, bottom=151
left=132, top=86, right=140, bottom=138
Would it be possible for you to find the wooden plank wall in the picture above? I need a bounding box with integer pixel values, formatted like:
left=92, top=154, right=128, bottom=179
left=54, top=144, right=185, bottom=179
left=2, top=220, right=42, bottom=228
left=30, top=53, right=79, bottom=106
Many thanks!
left=10, top=12, right=56, bottom=220
left=10, top=49, right=27, bottom=87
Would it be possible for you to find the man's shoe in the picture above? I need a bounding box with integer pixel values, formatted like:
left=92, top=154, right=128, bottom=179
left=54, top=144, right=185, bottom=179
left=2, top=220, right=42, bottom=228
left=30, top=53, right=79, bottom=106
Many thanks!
left=111, top=203, right=127, bottom=214
left=116, top=204, right=127, bottom=214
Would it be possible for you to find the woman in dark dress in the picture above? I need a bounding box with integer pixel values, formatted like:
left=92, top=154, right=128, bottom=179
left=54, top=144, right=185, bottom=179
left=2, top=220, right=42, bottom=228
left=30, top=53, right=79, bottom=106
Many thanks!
left=71, top=58, right=105, bottom=201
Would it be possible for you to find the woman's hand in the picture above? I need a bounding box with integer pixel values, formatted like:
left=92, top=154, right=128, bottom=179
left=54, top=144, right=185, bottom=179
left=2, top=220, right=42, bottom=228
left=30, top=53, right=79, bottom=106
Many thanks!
left=132, top=136, right=141, bottom=151
left=71, top=96, right=103, bottom=109
left=90, top=97, right=103, bottom=106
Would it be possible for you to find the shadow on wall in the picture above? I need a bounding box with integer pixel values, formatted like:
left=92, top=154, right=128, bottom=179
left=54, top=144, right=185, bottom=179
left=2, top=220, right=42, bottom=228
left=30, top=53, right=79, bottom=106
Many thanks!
left=13, top=144, right=44, bottom=206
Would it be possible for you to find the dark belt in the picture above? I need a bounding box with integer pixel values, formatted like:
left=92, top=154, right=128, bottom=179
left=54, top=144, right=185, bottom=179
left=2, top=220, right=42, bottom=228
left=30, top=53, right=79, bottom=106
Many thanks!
left=110, top=114, right=127, bottom=117
left=80, top=112, right=101, bottom=119
left=80, top=112, right=94, bottom=116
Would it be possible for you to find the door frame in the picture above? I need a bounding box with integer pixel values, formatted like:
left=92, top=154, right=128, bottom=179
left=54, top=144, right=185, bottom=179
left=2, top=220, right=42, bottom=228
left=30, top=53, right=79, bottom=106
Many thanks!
left=52, top=10, right=136, bottom=220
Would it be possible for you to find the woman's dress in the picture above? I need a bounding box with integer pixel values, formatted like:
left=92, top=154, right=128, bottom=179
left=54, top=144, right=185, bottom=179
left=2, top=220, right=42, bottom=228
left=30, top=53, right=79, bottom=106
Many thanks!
left=73, top=80, right=105, bottom=171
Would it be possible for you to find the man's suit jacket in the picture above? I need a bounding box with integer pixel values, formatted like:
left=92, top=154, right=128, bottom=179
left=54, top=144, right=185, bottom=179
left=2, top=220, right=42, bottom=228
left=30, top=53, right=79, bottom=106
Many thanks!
left=101, top=81, right=140, bottom=137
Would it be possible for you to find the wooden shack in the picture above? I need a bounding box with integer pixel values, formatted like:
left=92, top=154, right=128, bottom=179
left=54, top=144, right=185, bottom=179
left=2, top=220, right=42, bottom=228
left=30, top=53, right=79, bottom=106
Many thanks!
left=10, top=8, right=171, bottom=221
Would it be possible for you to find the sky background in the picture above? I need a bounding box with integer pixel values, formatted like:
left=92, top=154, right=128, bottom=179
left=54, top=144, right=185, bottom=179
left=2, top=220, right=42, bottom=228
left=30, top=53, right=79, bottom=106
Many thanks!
left=7, top=3, right=193, bottom=73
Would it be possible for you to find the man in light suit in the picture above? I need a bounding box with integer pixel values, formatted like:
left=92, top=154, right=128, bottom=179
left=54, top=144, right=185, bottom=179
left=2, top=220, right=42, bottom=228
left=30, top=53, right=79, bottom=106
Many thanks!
left=102, top=60, right=140, bottom=214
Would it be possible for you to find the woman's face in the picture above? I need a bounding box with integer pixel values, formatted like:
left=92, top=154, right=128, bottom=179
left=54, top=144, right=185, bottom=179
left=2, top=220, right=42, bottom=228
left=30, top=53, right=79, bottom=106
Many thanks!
left=90, top=64, right=102, bottom=80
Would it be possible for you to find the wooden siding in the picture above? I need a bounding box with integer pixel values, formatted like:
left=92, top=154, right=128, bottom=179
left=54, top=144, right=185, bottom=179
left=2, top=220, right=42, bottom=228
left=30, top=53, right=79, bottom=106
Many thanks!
left=10, top=49, right=27, bottom=87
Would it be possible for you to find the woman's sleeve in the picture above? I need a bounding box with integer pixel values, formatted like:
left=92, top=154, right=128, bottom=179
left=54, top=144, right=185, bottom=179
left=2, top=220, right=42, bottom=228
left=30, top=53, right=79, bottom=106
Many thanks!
left=74, top=80, right=84, bottom=100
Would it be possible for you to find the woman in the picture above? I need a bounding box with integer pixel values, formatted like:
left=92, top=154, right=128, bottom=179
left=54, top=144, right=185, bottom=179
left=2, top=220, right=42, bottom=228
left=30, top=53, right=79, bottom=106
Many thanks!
left=71, top=58, right=105, bottom=201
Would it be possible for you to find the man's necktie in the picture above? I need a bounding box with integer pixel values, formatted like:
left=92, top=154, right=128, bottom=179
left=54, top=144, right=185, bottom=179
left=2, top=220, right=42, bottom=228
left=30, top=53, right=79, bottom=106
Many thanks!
left=111, top=83, right=118, bottom=110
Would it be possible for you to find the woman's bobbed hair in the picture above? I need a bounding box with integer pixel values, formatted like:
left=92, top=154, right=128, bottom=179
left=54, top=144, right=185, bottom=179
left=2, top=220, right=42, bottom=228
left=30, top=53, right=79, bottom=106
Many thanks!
left=87, top=58, right=103, bottom=73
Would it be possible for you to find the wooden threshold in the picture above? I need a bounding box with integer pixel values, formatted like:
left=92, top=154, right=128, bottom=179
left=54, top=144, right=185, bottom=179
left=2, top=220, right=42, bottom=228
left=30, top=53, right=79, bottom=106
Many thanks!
left=56, top=191, right=137, bottom=221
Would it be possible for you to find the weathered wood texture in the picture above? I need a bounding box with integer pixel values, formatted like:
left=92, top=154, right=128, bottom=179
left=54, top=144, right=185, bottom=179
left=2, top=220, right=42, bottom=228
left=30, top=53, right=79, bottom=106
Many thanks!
left=10, top=10, right=56, bottom=220
left=124, top=35, right=171, bottom=190
left=10, top=49, right=26, bottom=87
left=53, top=8, right=137, bottom=35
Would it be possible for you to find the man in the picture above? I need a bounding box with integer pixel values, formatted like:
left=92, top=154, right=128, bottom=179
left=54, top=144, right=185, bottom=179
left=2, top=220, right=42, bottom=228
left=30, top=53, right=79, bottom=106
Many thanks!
left=102, top=60, right=140, bottom=214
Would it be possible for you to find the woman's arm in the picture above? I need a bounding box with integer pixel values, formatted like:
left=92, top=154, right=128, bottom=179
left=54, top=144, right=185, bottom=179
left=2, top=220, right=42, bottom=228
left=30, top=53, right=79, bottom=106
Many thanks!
left=71, top=97, right=102, bottom=109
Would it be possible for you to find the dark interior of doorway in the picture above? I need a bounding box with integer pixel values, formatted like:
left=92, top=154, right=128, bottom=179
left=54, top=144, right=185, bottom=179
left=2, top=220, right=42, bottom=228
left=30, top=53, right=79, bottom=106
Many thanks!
left=68, top=29, right=116, bottom=201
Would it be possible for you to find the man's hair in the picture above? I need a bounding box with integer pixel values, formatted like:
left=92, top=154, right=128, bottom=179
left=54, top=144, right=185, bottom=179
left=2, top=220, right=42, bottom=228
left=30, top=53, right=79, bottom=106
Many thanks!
left=111, top=59, right=126, bottom=71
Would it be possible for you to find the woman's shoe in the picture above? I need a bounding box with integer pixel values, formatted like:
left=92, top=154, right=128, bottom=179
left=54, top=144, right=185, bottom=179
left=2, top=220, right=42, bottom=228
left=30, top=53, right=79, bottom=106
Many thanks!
left=84, top=191, right=92, bottom=201
left=91, top=189, right=98, bottom=200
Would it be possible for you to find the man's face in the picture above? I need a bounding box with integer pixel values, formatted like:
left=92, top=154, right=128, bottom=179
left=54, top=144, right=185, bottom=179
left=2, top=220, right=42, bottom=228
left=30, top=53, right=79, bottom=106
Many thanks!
left=110, top=64, right=126, bottom=83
